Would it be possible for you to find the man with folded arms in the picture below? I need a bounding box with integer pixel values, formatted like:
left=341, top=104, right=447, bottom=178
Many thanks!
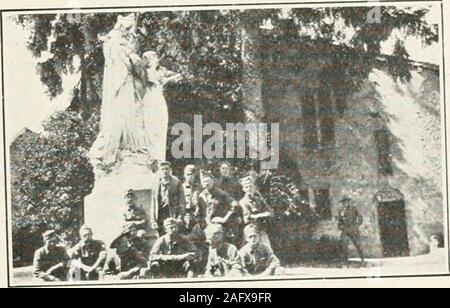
left=144, top=218, right=198, bottom=279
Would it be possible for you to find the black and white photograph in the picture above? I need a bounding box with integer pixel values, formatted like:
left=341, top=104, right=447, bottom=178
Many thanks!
left=0, top=0, right=448, bottom=288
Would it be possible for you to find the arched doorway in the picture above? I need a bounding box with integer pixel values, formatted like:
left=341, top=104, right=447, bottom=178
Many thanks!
left=375, top=187, right=410, bottom=258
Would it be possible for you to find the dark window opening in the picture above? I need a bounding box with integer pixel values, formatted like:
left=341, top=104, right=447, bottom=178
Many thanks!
left=318, top=75, right=336, bottom=148
left=314, top=189, right=332, bottom=220
left=302, top=92, right=319, bottom=149
left=299, top=189, right=310, bottom=203
left=375, top=129, right=394, bottom=176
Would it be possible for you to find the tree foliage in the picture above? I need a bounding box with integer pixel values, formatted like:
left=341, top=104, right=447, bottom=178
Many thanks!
left=11, top=111, right=96, bottom=265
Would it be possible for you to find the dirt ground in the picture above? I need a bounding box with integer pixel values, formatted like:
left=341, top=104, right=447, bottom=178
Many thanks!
left=10, top=249, right=448, bottom=286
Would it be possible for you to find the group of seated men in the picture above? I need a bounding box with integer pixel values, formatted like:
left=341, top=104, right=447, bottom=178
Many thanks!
left=33, top=161, right=283, bottom=282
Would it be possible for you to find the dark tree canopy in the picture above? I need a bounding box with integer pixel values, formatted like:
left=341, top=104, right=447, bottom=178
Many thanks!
left=17, top=7, right=437, bottom=107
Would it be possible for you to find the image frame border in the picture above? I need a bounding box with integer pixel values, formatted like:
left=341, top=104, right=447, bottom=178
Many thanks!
left=1, top=0, right=449, bottom=288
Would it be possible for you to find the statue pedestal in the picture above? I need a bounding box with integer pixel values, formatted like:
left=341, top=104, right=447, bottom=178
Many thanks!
left=85, top=156, right=159, bottom=247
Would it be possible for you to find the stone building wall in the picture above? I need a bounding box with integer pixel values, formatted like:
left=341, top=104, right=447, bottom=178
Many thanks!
left=241, top=30, right=444, bottom=258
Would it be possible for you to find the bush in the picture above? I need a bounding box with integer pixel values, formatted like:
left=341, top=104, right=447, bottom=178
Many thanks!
left=11, top=111, right=96, bottom=267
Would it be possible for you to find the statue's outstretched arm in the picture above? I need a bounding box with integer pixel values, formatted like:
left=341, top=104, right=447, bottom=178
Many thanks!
left=159, top=66, right=185, bottom=85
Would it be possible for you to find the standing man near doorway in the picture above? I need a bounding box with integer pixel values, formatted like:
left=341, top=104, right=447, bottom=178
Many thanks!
left=150, top=161, right=186, bottom=235
left=336, top=195, right=365, bottom=264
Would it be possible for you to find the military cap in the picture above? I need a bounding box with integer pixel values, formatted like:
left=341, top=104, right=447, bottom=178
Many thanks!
left=159, top=161, right=172, bottom=168
left=163, top=217, right=179, bottom=228
left=125, top=189, right=136, bottom=198
left=184, top=165, right=196, bottom=174
left=79, top=225, right=93, bottom=236
left=42, top=230, right=57, bottom=241
left=244, top=224, right=260, bottom=237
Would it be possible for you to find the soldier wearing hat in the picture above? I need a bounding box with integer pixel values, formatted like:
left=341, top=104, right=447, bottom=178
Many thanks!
left=182, top=165, right=200, bottom=215
left=123, top=189, right=147, bottom=230
left=150, top=161, right=186, bottom=235
left=69, top=225, right=107, bottom=281
left=239, top=176, right=274, bottom=249
left=204, top=224, right=243, bottom=278
left=33, top=230, right=70, bottom=282
left=239, top=224, right=281, bottom=277
left=336, top=195, right=365, bottom=263
left=143, top=218, right=198, bottom=279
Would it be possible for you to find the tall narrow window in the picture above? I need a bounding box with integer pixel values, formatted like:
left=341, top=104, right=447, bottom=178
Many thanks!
left=318, top=76, right=336, bottom=149
left=302, top=91, right=319, bottom=149
left=314, top=189, right=332, bottom=220
left=375, top=129, right=394, bottom=176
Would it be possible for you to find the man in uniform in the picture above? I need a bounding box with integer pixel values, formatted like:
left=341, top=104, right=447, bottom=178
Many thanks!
left=182, top=165, right=200, bottom=215
left=150, top=161, right=186, bottom=235
left=69, top=225, right=107, bottom=281
left=197, top=170, right=241, bottom=246
left=239, top=224, right=281, bottom=277
left=216, top=161, right=241, bottom=200
left=239, top=176, right=274, bottom=248
left=123, top=189, right=147, bottom=230
left=204, top=224, right=243, bottom=278
left=179, top=212, right=208, bottom=275
left=104, top=224, right=148, bottom=280
left=144, top=218, right=198, bottom=279
left=33, top=230, right=70, bottom=282
left=336, top=195, right=365, bottom=263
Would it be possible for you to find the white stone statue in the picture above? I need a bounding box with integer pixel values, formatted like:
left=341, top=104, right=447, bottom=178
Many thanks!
left=86, top=14, right=184, bottom=246
left=89, top=13, right=183, bottom=173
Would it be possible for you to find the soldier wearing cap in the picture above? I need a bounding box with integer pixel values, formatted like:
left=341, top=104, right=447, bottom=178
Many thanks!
left=204, top=224, right=243, bottom=278
left=182, top=165, right=200, bottom=215
left=150, top=161, right=186, bottom=234
left=197, top=170, right=240, bottom=242
left=69, top=225, right=107, bottom=281
left=143, top=218, right=198, bottom=279
left=239, top=224, right=281, bottom=277
left=33, top=230, right=70, bottom=282
left=216, top=161, right=241, bottom=200
left=239, top=175, right=274, bottom=249
left=337, top=195, right=365, bottom=263
left=123, top=189, right=147, bottom=230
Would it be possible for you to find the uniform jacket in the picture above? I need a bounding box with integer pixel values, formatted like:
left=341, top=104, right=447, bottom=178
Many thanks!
left=150, top=175, right=186, bottom=226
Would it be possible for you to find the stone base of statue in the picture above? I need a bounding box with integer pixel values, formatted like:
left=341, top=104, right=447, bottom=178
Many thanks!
left=85, top=153, right=159, bottom=247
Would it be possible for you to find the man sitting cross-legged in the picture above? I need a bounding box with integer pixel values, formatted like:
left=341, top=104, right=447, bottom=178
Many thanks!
left=142, top=218, right=198, bottom=279
left=204, top=224, right=244, bottom=278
